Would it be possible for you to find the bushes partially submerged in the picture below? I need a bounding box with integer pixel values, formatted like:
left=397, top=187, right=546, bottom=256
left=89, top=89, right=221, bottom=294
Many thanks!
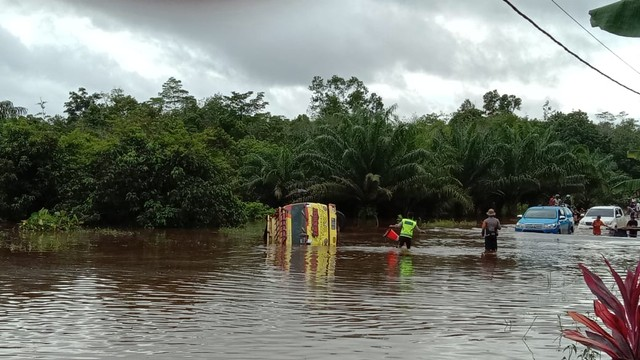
left=20, top=208, right=81, bottom=231
left=244, top=201, right=274, bottom=222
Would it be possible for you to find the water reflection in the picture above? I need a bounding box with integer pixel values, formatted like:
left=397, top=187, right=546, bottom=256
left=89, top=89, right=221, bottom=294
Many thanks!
left=265, top=244, right=337, bottom=290
left=2, top=227, right=639, bottom=359
left=304, top=246, right=336, bottom=288
left=265, top=242, right=292, bottom=271
left=385, top=250, right=414, bottom=293
left=399, top=255, right=414, bottom=277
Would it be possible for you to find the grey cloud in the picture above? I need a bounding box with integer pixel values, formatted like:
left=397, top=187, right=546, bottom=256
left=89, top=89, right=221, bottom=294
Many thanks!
left=52, top=0, right=604, bottom=88
left=3, top=0, right=637, bottom=120
left=0, top=26, right=158, bottom=115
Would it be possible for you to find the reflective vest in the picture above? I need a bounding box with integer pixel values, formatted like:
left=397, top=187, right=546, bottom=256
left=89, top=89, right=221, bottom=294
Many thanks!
left=400, top=219, right=417, bottom=238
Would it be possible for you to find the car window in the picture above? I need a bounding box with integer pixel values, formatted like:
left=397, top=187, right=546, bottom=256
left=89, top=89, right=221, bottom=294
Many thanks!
left=585, top=208, right=614, bottom=217
left=524, top=208, right=557, bottom=219
left=616, top=208, right=623, bottom=216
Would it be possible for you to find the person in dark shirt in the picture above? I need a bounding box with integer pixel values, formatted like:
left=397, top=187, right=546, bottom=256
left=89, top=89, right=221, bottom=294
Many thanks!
left=627, top=214, right=638, bottom=238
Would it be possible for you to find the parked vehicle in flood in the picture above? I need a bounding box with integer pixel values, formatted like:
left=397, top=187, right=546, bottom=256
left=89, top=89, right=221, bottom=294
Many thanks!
left=576, top=205, right=627, bottom=231
left=515, top=206, right=574, bottom=234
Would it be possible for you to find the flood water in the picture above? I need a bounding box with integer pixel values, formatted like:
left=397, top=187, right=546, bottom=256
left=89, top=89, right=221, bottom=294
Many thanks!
left=1, top=226, right=637, bottom=359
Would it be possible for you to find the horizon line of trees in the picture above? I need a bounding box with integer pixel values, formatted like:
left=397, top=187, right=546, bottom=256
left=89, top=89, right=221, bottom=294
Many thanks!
left=1, top=75, right=639, bottom=228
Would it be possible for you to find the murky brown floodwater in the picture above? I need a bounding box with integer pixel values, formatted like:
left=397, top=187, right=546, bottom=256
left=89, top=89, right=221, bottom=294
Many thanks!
left=0, top=226, right=636, bottom=359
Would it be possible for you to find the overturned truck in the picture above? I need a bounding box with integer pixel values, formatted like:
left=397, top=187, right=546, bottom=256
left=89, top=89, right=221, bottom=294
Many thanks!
left=266, top=203, right=339, bottom=246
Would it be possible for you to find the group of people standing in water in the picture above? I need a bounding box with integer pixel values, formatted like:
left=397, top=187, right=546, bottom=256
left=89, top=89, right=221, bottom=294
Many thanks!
left=388, top=200, right=640, bottom=253
left=388, top=209, right=501, bottom=253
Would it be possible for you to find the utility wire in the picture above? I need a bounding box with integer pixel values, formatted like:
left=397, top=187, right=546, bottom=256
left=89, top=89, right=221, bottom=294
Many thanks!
left=550, top=0, right=640, bottom=77
left=501, top=0, right=640, bottom=97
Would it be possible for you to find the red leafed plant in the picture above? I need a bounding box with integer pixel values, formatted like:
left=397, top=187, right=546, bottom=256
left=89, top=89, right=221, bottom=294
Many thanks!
left=563, top=257, right=640, bottom=360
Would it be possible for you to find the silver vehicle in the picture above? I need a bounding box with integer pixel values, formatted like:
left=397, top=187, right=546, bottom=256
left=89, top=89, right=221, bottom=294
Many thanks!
left=577, top=206, right=627, bottom=231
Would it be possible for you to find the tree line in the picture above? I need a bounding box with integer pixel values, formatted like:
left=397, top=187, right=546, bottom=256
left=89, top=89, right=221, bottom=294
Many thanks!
left=1, top=75, right=638, bottom=228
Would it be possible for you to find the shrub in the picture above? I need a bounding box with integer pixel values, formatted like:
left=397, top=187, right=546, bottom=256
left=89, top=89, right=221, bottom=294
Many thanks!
left=20, top=208, right=82, bottom=232
left=244, top=201, right=274, bottom=222
left=423, top=219, right=477, bottom=228
left=563, top=257, right=640, bottom=360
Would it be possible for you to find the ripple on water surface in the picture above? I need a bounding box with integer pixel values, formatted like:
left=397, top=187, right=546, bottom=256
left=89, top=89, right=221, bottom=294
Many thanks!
left=0, top=228, right=636, bottom=359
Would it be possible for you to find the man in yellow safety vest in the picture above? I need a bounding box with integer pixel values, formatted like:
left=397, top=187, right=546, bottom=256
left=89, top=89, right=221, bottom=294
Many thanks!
left=389, top=212, right=426, bottom=249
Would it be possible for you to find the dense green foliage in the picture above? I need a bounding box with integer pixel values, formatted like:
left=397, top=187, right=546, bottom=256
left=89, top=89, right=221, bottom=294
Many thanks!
left=1, top=76, right=638, bottom=227
left=20, top=208, right=81, bottom=231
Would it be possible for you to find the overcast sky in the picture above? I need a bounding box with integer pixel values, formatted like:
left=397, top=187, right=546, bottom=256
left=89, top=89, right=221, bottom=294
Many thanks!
left=2, top=0, right=640, bottom=121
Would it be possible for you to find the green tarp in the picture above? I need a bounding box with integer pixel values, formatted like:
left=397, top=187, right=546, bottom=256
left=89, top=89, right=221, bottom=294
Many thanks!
left=589, top=0, right=640, bottom=37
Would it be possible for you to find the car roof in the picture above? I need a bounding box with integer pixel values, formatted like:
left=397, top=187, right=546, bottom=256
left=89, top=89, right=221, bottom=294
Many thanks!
left=588, top=206, right=619, bottom=209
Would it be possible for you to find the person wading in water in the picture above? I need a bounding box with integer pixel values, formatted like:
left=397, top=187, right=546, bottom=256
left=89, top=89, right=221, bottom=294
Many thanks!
left=592, top=215, right=604, bottom=236
left=389, top=212, right=426, bottom=250
left=482, top=209, right=502, bottom=253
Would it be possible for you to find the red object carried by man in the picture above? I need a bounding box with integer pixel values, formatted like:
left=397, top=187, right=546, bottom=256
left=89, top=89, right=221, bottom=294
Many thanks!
left=383, top=228, right=399, bottom=241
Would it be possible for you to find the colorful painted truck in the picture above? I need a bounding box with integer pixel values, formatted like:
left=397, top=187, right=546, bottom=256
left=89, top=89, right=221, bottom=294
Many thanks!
left=265, top=203, right=338, bottom=246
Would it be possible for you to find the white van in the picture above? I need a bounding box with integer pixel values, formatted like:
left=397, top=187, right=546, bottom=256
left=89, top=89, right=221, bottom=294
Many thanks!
left=577, top=206, right=627, bottom=231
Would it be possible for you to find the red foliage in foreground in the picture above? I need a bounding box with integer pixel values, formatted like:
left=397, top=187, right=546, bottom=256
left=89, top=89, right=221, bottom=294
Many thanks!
left=563, top=257, right=640, bottom=360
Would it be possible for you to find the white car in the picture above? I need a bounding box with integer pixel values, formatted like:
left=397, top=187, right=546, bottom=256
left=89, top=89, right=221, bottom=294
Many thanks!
left=577, top=205, right=627, bottom=231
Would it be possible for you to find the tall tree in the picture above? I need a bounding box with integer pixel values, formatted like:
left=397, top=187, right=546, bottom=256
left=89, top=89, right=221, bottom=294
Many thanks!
left=0, top=100, right=27, bottom=120
left=482, top=90, right=522, bottom=116
left=449, top=99, right=483, bottom=126
left=487, top=121, right=579, bottom=214
left=149, top=77, right=197, bottom=113
left=223, top=91, right=268, bottom=117
left=300, top=109, right=442, bottom=224
left=0, top=119, right=60, bottom=221
left=597, top=113, right=640, bottom=178
left=199, top=91, right=271, bottom=140
left=428, top=120, right=497, bottom=215
left=241, top=146, right=306, bottom=207
left=547, top=110, right=610, bottom=153
left=576, top=147, right=629, bottom=207
left=308, top=75, right=384, bottom=118
left=64, top=88, right=102, bottom=123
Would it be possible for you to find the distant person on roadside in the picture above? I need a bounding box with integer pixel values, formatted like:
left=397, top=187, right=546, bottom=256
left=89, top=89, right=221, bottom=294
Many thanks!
left=627, top=214, right=638, bottom=238
left=548, top=195, right=555, bottom=206
left=389, top=212, right=426, bottom=250
left=481, top=209, right=502, bottom=252
left=575, top=208, right=586, bottom=224
left=627, top=200, right=637, bottom=217
left=592, top=215, right=604, bottom=236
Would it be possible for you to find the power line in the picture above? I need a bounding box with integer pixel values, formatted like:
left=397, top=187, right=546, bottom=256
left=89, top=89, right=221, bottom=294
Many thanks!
left=549, top=0, right=640, bottom=77
left=501, top=0, right=640, bottom=97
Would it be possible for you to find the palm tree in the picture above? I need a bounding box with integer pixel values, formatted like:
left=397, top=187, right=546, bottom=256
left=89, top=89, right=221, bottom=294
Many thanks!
left=576, top=149, right=630, bottom=206
left=428, top=120, right=498, bottom=215
left=486, top=122, right=579, bottom=215
left=300, top=109, right=451, bottom=225
left=242, top=146, right=306, bottom=207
